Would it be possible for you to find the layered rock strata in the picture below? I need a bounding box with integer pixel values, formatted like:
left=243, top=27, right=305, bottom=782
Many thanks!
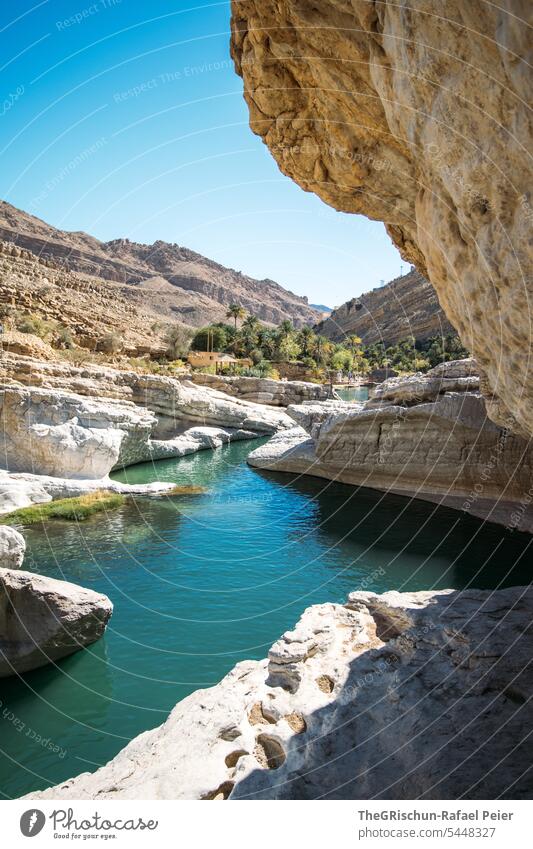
left=25, top=586, right=533, bottom=799
left=0, top=353, right=292, bottom=511
left=190, top=372, right=332, bottom=406
left=230, top=1, right=533, bottom=438
left=317, top=269, right=454, bottom=345
left=248, top=361, right=533, bottom=532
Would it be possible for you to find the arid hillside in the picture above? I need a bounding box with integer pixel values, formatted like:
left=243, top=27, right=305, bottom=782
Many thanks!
left=316, top=269, right=454, bottom=345
left=0, top=201, right=320, bottom=329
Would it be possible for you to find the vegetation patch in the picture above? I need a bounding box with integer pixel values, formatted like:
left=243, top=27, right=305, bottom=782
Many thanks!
left=166, top=485, right=206, bottom=496
left=0, top=490, right=126, bottom=526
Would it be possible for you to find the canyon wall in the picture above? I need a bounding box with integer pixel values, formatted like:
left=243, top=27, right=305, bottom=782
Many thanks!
left=230, top=0, right=533, bottom=436
left=317, top=269, right=454, bottom=344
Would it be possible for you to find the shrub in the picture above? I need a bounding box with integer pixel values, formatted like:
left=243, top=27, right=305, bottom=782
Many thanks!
left=96, top=332, right=123, bottom=354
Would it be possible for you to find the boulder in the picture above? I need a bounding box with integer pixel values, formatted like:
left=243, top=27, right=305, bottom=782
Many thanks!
left=0, top=526, right=26, bottom=569
left=24, top=586, right=533, bottom=799
left=0, top=568, right=113, bottom=677
left=230, top=1, right=533, bottom=438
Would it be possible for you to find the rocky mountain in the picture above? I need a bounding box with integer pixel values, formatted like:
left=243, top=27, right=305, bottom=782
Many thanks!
left=231, top=0, right=532, bottom=438
left=0, top=201, right=319, bottom=329
left=315, top=269, right=454, bottom=345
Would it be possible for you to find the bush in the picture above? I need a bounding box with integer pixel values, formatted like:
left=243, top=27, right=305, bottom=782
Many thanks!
left=55, top=325, right=75, bottom=349
left=191, top=325, right=227, bottom=352
left=96, top=332, right=123, bottom=354
left=15, top=312, right=57, bottom=340
left=166, top=325, right=193, bottom=359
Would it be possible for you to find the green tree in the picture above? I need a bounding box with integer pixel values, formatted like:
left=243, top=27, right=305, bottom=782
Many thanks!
left=226, top=304, right=246, bottom=329
left=298, top=325, right=315, bottom=357
left=190, top=325, right=228, bottom=352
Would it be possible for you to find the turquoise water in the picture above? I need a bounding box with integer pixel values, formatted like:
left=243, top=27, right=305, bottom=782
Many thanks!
left=0, top=438, right=530, bottom=798
left=336, top=386, right=369, bottom=402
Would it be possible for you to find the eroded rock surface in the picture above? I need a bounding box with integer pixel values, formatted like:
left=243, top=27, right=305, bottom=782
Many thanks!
left=0, top=354, right=292, bottom=499
left=0, top=526, right=26, bottom=570
left=249, top=364, right=533, bottom=531
left=24, top=586, right=533, bottom=799
left=0, top=568, right=113, bottom=677
left=231, top=1, right=533, bottom=437
left=190, top=372, right=332, bottom=406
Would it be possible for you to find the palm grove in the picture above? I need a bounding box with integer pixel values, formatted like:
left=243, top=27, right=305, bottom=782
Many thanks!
left=187, top=304, right=469, bottom=379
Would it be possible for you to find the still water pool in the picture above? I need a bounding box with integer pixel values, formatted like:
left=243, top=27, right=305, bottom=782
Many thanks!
left=0, top=438, right=530, bottom=797
left=335, top=386, right=369, bottom=402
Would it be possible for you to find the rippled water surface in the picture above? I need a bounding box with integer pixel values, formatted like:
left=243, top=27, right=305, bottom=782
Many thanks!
left=1, top=438, right=530, bottom=797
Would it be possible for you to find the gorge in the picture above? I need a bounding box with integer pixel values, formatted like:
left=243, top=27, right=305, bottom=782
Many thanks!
left=0, top=0, right=531, bottom=805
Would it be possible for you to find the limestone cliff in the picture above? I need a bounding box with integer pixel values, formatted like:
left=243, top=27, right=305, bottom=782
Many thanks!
left=317, top=268, right=454, bottom=344
left=230, top=1, right=533, bottom=436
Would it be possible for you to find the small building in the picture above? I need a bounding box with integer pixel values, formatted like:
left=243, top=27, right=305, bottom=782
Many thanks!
left=187, top=351, right=252, bottom=373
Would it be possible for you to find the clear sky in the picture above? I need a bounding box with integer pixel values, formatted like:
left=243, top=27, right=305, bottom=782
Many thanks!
left=1, top=0, right=403, bottom=308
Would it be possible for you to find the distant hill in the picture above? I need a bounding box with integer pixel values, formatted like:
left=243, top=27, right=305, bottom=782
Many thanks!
left=315, top=269, right=455, bottom=345
left=310, top=303, right=332, bottom=313
left=0, top=201, right=320, bottom=328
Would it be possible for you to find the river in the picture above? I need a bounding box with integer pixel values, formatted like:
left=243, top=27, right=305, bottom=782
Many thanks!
left=0, top=438, right=530, bottom=798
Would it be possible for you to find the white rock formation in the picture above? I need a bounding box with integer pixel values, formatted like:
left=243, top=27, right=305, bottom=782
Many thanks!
left=0, top=353, right=292, bottom=511
left=24, top=586, right=533, bottom=799
left=190, top=373, right=333, bottom=406
left=249, top=365, right=533, bottom=532
left=0, top=567, right=113, bottom=677
left=0, top=526, right=26, bottom=569
left=0, top=386, right=154, bottom=479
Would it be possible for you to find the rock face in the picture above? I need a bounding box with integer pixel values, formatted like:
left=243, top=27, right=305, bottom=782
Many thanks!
left=0, top=354, right=292, bottom=489
left=0, top=354, right=292, bottom=437
left=190, top=372, right=332, bottom=406
left=0, top=526, right=26, bottom=570
left=230, top=1, right=533, bottom=437
left=317, top=269, right=454, bottom=344
left=0, top=353, right=293, bottom=514
left=0, top=568, right=113, bottom=677
left=24, top=586, right=533, bottom=799
left=0, top=385, right=155, bottom=479
left=0, top=202, right=320, bottom=330
left=248, top=361, right=533, bottom=532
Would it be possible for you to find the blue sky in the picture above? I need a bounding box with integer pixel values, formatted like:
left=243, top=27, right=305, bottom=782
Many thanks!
left=1, top=0, right=403, bottom=307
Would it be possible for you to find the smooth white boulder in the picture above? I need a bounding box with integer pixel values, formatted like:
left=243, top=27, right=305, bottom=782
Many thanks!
left=0, top=526, right=26, bottom=569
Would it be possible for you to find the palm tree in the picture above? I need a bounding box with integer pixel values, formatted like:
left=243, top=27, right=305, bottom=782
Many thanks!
left=298, top=325, right=315, bottom=357
left=226, top=304, right=246, bottom=329
left=242, top=314, right=259, bottom=331
left=278, top=319, right=294, bottom=338
left=347, top=334, right=362, bottom=353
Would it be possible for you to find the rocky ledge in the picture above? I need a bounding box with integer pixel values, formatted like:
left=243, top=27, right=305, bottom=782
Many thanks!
left=248, top=360, right=533, bottom=532
left=0, top=353, right=292, bottom=512
left=190, top=372, right=333, bottom=406
left=24, top=585, right=533, bottom=799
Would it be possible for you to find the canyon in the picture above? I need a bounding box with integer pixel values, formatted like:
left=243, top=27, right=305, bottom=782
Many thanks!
left=1, top=0, right=531, bottom=804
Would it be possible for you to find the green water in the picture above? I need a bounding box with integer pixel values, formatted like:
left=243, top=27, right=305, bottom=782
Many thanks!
left=336, top=386, right=369, bottom=402
left=0, top=438, right=530, bottom=798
